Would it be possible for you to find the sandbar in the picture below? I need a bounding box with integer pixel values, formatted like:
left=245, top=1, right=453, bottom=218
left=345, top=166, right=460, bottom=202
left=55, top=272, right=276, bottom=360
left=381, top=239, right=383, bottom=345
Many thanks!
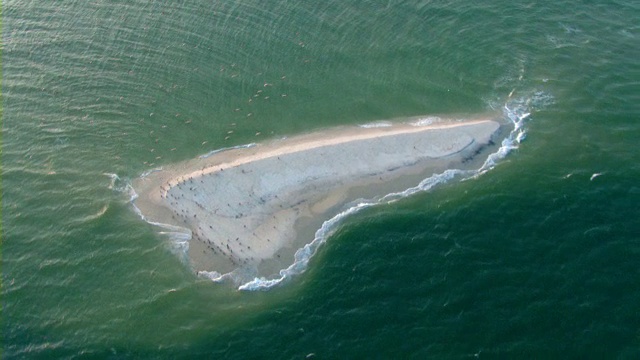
left=132, top=117, right=504, bottom=280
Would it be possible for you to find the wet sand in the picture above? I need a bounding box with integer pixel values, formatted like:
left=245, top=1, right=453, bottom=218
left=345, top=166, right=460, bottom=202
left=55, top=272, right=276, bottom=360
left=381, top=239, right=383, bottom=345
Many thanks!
left=132, top=118, right=503, bottom=278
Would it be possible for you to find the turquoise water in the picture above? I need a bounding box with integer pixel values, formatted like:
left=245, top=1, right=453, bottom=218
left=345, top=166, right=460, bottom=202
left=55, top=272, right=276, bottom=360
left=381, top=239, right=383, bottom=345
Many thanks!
left=3, top=0, right=640, bottom=358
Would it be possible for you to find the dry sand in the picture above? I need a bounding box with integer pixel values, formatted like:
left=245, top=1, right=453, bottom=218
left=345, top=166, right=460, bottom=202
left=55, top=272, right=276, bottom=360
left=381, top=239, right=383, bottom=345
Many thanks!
left=132, top=118, right=503, bottom=277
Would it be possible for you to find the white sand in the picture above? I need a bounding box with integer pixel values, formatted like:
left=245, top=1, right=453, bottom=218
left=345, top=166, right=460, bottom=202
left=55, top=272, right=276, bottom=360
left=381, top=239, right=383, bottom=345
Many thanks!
left=132, top=119, right=502, bottom=276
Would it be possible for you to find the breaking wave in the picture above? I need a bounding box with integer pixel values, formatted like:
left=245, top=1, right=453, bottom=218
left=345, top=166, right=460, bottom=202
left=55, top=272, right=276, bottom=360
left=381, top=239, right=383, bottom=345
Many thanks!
left=409, top=116, right=443, bottom=127
left=358, top=121, right=393, bottom=128
left=107, top=172, right=193, bottom=262
left=199, top=143, right=256, bottom=159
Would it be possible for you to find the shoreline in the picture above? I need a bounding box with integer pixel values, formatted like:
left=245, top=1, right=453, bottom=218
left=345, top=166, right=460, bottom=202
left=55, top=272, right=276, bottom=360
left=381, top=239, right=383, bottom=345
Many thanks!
left=132, top=118, right=505, bottom=281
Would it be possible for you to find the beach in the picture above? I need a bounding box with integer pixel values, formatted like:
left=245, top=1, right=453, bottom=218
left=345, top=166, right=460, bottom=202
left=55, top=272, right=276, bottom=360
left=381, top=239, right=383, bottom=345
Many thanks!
left=133, top=118, right=503, bottom=278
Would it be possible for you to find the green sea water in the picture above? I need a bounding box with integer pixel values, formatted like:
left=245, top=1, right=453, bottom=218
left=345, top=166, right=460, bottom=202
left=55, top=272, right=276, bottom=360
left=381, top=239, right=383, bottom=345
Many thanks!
left=3, top=0, right=640, bottom=358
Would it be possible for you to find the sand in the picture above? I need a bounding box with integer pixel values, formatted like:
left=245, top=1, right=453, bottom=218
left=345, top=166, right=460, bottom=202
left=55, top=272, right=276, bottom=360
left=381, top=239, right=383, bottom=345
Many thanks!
left=132, top=118, right=503, bottom=278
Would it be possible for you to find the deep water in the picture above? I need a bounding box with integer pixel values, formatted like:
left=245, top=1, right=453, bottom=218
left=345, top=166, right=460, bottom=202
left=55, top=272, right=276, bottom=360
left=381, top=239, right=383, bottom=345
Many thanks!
left=3, top=0, right=640, bottom=358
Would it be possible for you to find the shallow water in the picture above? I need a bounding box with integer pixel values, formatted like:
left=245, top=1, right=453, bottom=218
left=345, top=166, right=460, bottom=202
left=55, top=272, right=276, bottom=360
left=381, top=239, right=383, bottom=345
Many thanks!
left=3, top=0, right=640, bottom=357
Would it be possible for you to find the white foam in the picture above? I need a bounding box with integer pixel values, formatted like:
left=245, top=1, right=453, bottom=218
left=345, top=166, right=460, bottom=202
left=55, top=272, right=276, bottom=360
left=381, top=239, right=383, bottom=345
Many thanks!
left=140, top=167, right=164, bottom=178
left=410, top=116, right=442, bottom=127
left=239, top=202, right=370, bottom=290
left=103, top=172, right=120, bottom=190
left=199, top=143, right=257, bottom=159
left=358, top=121, right=393, bottom=128
left=198, top=270, right=230, bottom=282
left=120, top=175, right=193, bottom=261
left=104, top=173, right=141, bottom=206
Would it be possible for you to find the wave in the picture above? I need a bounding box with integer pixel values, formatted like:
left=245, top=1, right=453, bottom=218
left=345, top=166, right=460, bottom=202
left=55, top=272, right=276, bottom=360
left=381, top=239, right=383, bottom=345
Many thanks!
left=237, top=91, right=553, bottom=291
left=409, top=116, right=443, bottom=127
left=358, top=121, right=393, bottom=128
left=140, top=167, right=164, bottom=178
left=69, top=204, right=110, bottom=224
left=128, top=191, right=192, bottom=262
left=199, top=143, right=257, bottom=159
left=108, top=172, right=193, bottom=262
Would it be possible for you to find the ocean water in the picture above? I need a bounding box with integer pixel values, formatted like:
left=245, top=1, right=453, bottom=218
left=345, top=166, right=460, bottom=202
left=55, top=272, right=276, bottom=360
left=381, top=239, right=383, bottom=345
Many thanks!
left=3, top=0, right=640, bottom=358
